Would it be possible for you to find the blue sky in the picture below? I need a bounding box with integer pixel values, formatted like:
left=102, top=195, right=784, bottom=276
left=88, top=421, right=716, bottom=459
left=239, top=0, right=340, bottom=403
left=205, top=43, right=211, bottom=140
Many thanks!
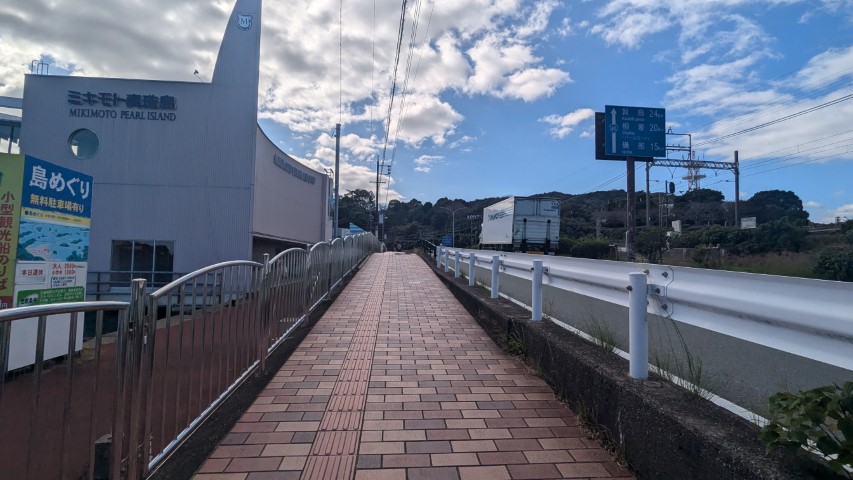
left=1, top=0, right=852, bottom=222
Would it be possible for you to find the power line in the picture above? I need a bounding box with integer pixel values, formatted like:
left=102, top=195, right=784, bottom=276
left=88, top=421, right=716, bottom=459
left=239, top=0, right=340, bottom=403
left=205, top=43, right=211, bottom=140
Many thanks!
left=385, top=0, right=436, bottom=207
left=686, top=56, right=853, bottom=137
left=380, top=0, right=409, bottom=166
left=694, top=92, right=853, bottom=147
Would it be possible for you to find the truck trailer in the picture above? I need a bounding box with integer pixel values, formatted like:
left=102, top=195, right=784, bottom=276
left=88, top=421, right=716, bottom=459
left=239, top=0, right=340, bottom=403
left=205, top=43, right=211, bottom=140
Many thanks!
left=479, top=197, right=560, bottom=253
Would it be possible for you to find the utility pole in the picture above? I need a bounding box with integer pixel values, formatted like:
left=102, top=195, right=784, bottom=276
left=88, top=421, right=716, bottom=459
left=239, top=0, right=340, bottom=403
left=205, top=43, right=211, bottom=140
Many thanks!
left=372, top=156, right=386, bottom=237
left=645, top=163, right=651, bottom=226
left=626, top=158, right=636, bottom=261
left=734, top=150, right=740, bottom=229
left=334, top=123, right=341, bottom=238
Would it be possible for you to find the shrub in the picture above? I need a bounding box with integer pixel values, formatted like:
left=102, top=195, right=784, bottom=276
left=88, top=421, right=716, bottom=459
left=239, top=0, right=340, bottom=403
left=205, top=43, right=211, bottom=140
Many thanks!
left=813, top=246, right=853, bottom=281
left=557, top=236, right=574, bottom=255
left=761, top=382, right=853, bottom=476
left=636, top=227, right=668, bottom=263
left=571, top=236, right=611, bottom=259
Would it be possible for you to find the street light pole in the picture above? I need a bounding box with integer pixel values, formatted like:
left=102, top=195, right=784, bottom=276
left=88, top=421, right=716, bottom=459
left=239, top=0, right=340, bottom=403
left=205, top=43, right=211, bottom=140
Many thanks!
left=440, top=206, right=466, bottom=247
left=334, top=123, right=341, bottom=238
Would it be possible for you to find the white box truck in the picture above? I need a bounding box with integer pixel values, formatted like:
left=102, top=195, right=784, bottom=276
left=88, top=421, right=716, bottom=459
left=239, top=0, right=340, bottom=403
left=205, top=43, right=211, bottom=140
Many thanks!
left=480, top=197, right=560, bottom=253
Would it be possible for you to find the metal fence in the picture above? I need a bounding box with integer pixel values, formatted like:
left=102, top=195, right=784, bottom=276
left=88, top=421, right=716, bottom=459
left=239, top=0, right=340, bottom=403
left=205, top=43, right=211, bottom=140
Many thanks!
left=0, top=233, right=379, bottom=480
left=435, top=246, right=853, bottom=372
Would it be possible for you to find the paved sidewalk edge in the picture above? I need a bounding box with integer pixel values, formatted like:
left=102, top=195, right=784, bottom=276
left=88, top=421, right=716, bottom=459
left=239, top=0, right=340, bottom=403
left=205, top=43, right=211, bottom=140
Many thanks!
left=150, top=262, right=367, bottom=480
left=418, top=251, right=840, bottom=480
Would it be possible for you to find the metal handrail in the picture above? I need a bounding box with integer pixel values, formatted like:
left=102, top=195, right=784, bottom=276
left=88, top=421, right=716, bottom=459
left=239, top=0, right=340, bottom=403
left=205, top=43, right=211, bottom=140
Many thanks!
left=0, top=232, right=381, bottom=480
left=0, top=301, right=129, bottom=322
left=151, top=260, right=263, bottom=297
left=440, top=247, right=853, bottom=371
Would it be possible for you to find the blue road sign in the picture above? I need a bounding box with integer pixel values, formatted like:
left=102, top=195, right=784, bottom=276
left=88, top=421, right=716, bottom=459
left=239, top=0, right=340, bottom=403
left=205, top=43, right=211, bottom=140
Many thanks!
left=441, top=234, right=453, bottom=247
left=604, top=105, right=666, bottom=158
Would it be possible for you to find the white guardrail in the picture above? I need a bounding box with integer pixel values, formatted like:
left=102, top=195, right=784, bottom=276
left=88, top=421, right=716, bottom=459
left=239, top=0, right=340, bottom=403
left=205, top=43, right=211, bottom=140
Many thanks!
left=437, top=247, right=853, bottom=372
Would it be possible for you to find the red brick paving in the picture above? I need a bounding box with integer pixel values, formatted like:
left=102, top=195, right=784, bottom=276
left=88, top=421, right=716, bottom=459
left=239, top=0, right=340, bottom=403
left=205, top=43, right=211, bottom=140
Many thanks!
left=194, top=253, right=633, bottom=480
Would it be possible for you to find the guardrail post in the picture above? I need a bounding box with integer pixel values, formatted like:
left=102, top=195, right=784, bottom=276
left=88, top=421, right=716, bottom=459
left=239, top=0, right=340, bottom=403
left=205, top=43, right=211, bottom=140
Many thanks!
left=443, top=249, right=449, bottom=273
left=468, top=254, right=476, bottom=287
left=628, top=272, right=649, bottom=380
left=491, top=255, right=500, bottom=299
left=454, top=251, right=461, bottom=278
left=436, top=246, right=441, bottom=266
left=532, top=260, right=543, bottom=321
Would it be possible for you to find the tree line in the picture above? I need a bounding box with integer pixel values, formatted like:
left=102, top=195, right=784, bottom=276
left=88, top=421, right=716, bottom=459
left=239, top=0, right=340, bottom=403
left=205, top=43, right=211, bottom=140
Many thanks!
left=336, top=187, right=852, bottom=281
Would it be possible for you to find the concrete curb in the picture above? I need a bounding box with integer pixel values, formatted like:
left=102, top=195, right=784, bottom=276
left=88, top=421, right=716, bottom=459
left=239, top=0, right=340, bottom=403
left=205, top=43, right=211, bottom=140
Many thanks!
left=419, top=251, right=840, bottom=480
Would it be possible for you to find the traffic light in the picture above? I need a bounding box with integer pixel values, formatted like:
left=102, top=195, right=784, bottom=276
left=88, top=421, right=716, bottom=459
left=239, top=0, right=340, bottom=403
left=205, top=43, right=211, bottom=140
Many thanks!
left=668, top=181, right=676, bottom=194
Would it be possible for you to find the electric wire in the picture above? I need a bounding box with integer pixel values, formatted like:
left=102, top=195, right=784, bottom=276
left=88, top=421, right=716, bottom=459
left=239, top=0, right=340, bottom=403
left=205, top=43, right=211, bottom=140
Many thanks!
left=384, top=0, right=436, bottom=207
left=693, top=92, right=853, bottom=147
left=380, top=0, right=409, bottom=168
left=686, top=58, right=853, bottom=138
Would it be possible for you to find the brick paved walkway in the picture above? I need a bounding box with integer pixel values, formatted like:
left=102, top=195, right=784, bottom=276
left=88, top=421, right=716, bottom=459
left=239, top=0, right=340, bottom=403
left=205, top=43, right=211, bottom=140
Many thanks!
left=194, top=253, right=632, bottom=480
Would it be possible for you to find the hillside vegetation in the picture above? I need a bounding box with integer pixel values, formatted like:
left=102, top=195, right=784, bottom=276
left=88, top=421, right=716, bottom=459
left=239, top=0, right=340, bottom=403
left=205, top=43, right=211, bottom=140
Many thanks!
left=337, top=188, right=853, bottom=281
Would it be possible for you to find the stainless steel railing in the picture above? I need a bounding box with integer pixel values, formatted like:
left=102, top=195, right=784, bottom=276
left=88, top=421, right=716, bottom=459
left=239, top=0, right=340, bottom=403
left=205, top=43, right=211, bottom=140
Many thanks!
left=0, top=232, right=380, bottom=479
left=0, top=301, right=130, bottom=480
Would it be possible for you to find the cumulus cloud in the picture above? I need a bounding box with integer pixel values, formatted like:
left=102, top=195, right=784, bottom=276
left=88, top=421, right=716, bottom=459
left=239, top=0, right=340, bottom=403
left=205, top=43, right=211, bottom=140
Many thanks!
left=540, top=108, right=595, bottom=138
left=0, top=0, right=579, bottom=204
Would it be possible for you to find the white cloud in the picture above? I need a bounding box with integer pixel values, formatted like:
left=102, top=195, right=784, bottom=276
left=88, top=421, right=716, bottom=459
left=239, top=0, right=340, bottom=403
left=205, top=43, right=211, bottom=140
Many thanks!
left=1, top=0, right=571, bottom=166
left=514, top=0, right=559, bottom=38
left=449, top=135, right=476, bottom=149
left=804, top=200, right=822, bottom=208
left=540, top=108, right=595, bottom=138
left=413, top=155, right=444, bottom=173
left=502, top=68, right=570, bottom=102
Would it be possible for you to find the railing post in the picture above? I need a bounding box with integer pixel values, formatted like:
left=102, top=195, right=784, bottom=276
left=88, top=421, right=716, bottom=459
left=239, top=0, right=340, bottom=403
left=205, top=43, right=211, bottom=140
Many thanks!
left=628, top=272, right=649, bottom=380
left=468, top=253, right=475, bottom=287
left=436, top=246, right=441, bottom=268
left=532, top=260, right=543, bottom=321
left=260, top=255, right=270, bottom=373
left=443, top=249, right=449, bottom=273
left=491, top=255, right=500, bottom=299
left=126, top=278, right=147, bottom=480
left=454, top=251, right=461, bottom=278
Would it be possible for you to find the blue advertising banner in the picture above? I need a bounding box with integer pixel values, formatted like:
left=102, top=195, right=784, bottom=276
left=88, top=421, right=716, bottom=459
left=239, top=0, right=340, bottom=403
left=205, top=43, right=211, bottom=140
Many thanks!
left=22, top=156, right=93, bottom=220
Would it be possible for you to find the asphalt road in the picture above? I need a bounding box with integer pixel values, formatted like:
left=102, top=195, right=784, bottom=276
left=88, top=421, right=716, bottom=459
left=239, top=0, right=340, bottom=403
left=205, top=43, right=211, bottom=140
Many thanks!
left=464, top=262, right=852, bottom=417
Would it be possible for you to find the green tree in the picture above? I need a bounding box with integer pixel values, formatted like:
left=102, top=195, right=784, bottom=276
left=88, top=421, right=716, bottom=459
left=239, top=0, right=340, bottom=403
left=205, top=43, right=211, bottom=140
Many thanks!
left=743, top=190, right=809, bottom=225
left=338, top=189, right=374, bottom=230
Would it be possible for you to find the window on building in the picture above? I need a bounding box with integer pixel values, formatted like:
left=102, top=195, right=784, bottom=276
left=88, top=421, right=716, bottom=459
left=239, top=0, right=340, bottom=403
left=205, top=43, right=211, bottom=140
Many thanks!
left=110, top=240, right=175, bottom=286
left=68, top=128, right=99, bottom=159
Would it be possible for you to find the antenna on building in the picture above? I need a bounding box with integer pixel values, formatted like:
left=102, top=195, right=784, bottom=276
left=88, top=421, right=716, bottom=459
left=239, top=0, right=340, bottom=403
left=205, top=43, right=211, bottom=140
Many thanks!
left=193, top=69, right=205, bottom=82
left=30, top=60, right=49, bottom=75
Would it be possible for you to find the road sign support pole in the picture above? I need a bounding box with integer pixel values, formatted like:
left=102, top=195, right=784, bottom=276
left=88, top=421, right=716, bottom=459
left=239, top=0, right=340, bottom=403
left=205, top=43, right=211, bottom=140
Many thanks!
left=626, top=158, right=636, bottom=261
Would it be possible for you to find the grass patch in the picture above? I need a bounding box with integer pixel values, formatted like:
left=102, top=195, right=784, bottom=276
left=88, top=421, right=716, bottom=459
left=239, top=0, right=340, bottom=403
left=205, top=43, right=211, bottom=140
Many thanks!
left=581, top=313, right=624, bottom=353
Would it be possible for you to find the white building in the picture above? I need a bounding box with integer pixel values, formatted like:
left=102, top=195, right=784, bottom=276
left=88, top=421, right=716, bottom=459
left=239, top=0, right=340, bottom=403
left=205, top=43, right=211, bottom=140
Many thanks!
left=10, top=0, right=334, bottom=289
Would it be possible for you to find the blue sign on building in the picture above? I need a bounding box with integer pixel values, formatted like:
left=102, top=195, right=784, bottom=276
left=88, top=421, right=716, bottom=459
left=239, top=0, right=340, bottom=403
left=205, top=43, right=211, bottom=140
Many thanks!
left=604, top=105, right=666, bottom=158
left=22, top=156, right=93, bottom=218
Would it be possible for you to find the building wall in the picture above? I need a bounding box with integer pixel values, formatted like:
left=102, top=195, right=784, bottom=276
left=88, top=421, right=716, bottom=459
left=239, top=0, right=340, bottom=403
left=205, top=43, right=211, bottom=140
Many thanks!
left=253, top=129, right=333, bottom=245
left=18, top=0, right=266, bottom=273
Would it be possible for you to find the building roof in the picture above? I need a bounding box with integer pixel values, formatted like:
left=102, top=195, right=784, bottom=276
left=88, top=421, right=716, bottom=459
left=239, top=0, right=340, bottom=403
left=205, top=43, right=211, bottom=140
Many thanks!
left=0, top=112, right=21, bottom=125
